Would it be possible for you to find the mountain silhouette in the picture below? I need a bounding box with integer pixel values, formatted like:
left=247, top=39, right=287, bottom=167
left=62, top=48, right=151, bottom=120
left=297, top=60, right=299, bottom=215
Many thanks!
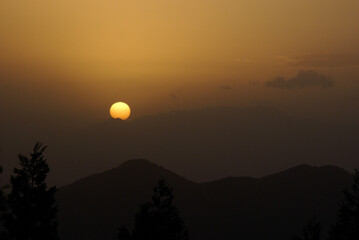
left=44, top=106, right=358, bottom=185
left=57, top=159, right=353, bottom=240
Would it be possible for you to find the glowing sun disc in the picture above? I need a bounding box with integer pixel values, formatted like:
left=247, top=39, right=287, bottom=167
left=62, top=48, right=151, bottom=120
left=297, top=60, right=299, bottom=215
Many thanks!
left=110, top=102, right=131, bottom=120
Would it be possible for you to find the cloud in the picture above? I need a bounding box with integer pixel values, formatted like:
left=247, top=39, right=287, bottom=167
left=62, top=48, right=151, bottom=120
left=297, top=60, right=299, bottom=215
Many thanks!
left=277, top=53, right=359, bottom=68
left=265, top=70, right=333, bottom=89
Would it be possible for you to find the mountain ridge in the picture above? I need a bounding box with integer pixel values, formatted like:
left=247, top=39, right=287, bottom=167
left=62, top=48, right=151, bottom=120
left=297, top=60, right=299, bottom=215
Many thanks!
left=50, top=106, right=358, bottom=186
left=60, top=159, right=350, bottom=188
left=57, top=159, right=354, bottom=240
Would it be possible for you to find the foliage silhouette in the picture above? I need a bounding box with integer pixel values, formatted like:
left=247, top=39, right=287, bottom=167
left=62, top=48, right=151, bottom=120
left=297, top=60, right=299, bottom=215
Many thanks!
left=118, top=177, right=189, bottom=240
left=329, top=169, right=359, bottom=240
left=5, top=142, right=58, bottom=240
left=118, top=225, right=131, bottom=240
left=0, top=165, right=8, bottom=239
left=292, top=217, right=321, bottom=240
left=0, top=166, right=4, bottom=210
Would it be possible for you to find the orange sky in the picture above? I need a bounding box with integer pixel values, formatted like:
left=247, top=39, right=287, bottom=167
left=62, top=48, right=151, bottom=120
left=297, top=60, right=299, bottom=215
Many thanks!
left=1, top=0, right=359, bottom=125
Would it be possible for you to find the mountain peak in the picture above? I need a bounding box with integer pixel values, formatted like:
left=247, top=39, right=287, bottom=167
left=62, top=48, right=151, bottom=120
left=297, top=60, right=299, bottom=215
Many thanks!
left=60, top=159, right=194, bottom=191
left=119, top=158, right=157, bottom=168
left=57, top=161, right=353, bottom=240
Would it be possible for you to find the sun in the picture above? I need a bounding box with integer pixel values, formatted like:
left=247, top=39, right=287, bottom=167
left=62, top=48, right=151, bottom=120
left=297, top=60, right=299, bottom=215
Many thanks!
left=110, top=102, right=131, bottom=120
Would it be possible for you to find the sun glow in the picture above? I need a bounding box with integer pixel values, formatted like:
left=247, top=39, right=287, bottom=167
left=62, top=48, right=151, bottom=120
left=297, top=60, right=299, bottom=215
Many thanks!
left=110, top=102, right=131, bottom=120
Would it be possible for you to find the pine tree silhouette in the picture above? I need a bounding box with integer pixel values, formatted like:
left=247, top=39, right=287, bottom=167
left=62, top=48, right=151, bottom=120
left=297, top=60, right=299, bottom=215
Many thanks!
left=292, top=217, right=321, bottom=240
left=329, top=169, right=359, bottom=240
left=118, top=225, right=131, bottom=240
left=5, top=143, right=58, bottom=240
left=119, top=178, right=189, bottom=240
left=0, top=166, right=5, bottom=213
left=0, top=165, right=8, bottom=239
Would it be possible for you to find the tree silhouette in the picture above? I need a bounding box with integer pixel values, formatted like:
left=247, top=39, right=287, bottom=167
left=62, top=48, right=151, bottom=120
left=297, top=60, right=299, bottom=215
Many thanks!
left=292, top=217, right=321, bottom=240
left=0, top=166, right=5, bottom=212
left=5, top=143, right=58, bottom=240
left=118, top=225, right=131, bottom=240
left=118, top=178, right=189, bottom=240
left=329, top=169, right=359, bottom=240
left=0, top=165, right=8, bottom=239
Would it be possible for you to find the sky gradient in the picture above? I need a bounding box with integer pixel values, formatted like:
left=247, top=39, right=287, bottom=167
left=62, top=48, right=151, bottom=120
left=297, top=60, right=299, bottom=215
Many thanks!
left=1, top=0, right=359, bottom=126
left=1, top=0, right=359, bottom=185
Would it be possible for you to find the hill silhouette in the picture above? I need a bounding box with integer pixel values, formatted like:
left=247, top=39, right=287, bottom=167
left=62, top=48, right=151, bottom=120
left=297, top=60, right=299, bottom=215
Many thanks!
left=1, top=106, right=358, bottom=186
left=57, top=159, right=353, bottom=240
left=44, top=106, right=358, bottom=185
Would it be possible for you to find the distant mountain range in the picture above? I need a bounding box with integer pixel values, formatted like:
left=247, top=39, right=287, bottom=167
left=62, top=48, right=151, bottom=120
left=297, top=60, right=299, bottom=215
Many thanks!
left=57, top=159, right=353, bottom=240
left=48, top=106, right=358, bottom=185
left=2, top=106, right=358, bottom=186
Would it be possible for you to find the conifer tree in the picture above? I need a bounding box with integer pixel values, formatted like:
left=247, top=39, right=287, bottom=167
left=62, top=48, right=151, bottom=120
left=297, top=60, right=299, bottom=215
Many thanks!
left=0, top=165, right=8, bottom=239
left=118, top=225, right=131, bottom=240
left=329, top=169, right=359, bottom=240
left=292, top=217, right=321, bottom=240
left=119, top=178, right=189, bottom=240
left=5, top=143, right=58, bottom=240
left=0, top=165, right=5, bottom=214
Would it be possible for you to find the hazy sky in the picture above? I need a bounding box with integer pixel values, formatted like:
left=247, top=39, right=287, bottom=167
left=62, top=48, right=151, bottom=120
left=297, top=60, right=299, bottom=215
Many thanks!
left=1, top=0, right=359, bottom=187
left=1, top=0, right=359, bottom=127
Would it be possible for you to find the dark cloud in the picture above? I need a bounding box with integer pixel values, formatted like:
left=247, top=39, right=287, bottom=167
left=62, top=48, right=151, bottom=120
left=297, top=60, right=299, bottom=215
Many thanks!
left=279, top=53, right=359, bottom=68
left=219, top=85, right=232, bottom=91
left=265, top=70, right=333, bottom=89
